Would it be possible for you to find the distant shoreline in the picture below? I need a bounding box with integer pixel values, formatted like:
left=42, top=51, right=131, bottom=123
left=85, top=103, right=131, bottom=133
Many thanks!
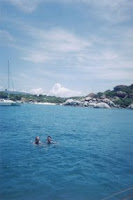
left=34, top=102, right=56, bottom=105
left=0, top=84, right=133, bottom=108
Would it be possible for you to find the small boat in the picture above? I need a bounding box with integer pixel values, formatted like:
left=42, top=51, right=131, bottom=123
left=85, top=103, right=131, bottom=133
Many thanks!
left=0, top=61, right=21, bottom=106
left=0, top=99, right=20, bottom=106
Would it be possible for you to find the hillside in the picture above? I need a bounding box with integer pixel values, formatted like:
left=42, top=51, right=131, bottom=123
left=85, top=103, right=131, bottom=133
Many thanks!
left=0, top=91, right=66, bottom=104
left=0, top=84, right=133, bottom=107
left=96, top=84, right=133, bottom=107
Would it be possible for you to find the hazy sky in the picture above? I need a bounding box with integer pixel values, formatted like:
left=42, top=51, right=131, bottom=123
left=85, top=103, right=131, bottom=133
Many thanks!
left=0, top=0, right=133, bottom=97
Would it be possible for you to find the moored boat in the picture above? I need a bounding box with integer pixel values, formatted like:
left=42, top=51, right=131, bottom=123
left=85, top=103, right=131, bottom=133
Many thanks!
left=0, top=99, right=20, bottom=106
left=0, top=61, right=21, bottom=106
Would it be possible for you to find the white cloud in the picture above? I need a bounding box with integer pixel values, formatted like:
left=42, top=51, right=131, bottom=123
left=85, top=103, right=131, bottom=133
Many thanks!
left=18, top=26, right=91, bottom=63
left=27, top=84, right=82, bottom=97
left=5, top=0, right=42, bottom=12
left=4, top=21, right=133, bottom=84
left=46, top=29, right=90, bottom=52
left=30, top=88, right=45, bottom=95
left=3, top=0, right=133, bottom=23
left=22, top=51, right=49, bottom=63
left=48, top=83, right=81, bottom=97
left=0, top=30, right=14, bottom=43
left=1, top=2, right=133, bottom=90
left=63, top=0, right=133, bottom=23
left=93, top=0, right=133, bottom=23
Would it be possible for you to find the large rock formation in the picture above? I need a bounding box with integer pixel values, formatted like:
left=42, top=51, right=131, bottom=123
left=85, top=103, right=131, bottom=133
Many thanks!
left=63, top=99, right=82, bottom=106
left=88, top=102, right=97, bottom=107
left=128, top=104, right=133, bottom=109
left=94, top=102, right=110, bottom=109
left=114, top=85, right=128, bottom=91
left=102, top=98, right=116, bottom=107
left=64, top=98, right=113, bottom=109
left=63, top=84, right=133, bottom=109
left=86, top=93, right=97, bottom=98
left=116, top=91, right=127, bottom=98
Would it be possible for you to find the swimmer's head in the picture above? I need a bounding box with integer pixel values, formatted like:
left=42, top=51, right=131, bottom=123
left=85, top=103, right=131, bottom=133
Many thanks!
left=35, top=136, right=40, bottom=144
left=47, top=136, right=52, bottom=144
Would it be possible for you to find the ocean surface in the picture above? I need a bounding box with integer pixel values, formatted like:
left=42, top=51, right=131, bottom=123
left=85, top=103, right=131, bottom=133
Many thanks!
left=0, top=104, right=133, bottom=200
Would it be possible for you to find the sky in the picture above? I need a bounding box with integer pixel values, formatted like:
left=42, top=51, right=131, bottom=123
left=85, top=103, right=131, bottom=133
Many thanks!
left=0, top=0, right=133, bottom=97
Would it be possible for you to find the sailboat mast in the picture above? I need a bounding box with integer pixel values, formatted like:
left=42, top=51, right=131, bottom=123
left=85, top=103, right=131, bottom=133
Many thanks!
left=8, top=60, right=10, bottom=99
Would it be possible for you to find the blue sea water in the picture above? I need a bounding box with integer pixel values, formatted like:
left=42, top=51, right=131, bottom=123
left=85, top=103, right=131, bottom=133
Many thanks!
left=0, top=104, right=133, bottom=200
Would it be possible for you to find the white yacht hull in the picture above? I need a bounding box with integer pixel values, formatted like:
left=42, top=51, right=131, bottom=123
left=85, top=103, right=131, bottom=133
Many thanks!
left=0, top=99, right=20, bottom=106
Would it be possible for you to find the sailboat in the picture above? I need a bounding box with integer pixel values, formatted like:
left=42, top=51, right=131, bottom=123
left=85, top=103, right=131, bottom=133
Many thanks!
left=0, top=61, right=21, bottom=106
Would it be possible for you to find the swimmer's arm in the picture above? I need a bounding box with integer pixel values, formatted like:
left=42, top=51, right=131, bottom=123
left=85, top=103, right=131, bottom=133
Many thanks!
left=31, top=140, right=35, bottom=145
left=51, top=141, right=57, bottom=144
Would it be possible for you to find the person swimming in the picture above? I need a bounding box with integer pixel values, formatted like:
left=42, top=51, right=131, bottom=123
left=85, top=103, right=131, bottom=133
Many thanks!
left=47, top=136, right=52, bottom=144
left=34, top=136, right=42, bottom=145
left=46, top=136, right=56, bottom=144
left=33, top=136, right=56, bottom=145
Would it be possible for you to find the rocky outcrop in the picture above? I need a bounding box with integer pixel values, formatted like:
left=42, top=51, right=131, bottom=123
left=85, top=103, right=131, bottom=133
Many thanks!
left=94, top=102, right=110, bottom=109
left=112, top=96, right=120, bottom=100
left=63, top=84, right=133, bottom=109
left=101, top=98, right=116, bottom=107
left=64, top=97, right=115, bottom=109
left=63, top=99, right=82, bottom=106
left=114, top=85, right=128, bottom=91
left=84, top=96, right=93, bottom=101
left=116, top=91, right=127, bottom=98
left=128, top=104, right=133, bottom=109
left=100, top=94, right=106, bottom=99
left=88, top=102, right=97, bottom=107
left=86, top=93, right=97, bottom=98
